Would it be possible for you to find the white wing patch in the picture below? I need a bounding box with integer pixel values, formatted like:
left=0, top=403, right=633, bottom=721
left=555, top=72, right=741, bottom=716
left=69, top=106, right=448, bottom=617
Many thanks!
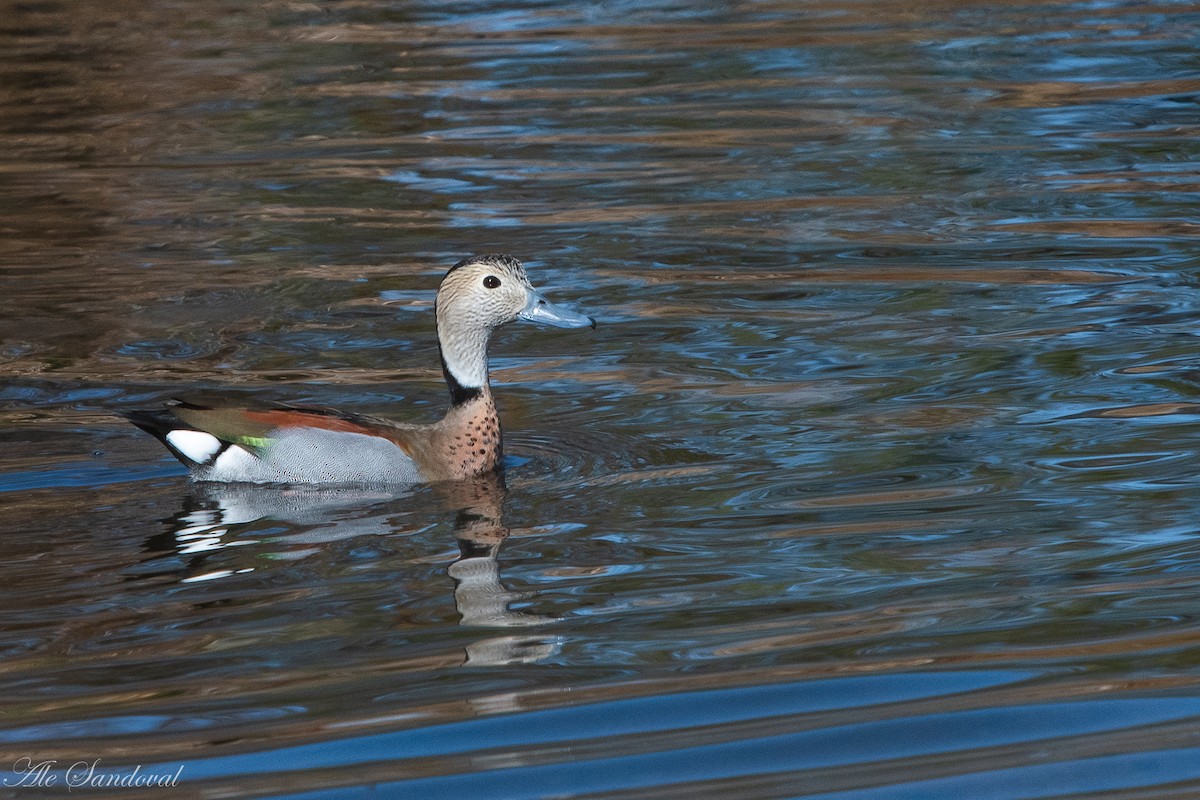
left=212, top=445, right=260, bottom=476
left=165, top=429, right=224, bottom=464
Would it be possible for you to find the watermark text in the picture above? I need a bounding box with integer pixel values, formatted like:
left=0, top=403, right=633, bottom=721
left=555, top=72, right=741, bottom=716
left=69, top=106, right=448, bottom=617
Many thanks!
left=4, top=758, right=184, bottom=790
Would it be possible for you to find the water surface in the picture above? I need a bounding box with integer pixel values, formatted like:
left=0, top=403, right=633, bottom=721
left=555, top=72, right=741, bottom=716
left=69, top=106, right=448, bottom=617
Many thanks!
left=2, top=0, right=1200, bottom=797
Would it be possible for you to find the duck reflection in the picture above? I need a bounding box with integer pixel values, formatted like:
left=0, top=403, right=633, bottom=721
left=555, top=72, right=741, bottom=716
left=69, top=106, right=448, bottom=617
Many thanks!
left=439, top=475, right=554, bottom=625
left=145, top=471, right=560, bottom=665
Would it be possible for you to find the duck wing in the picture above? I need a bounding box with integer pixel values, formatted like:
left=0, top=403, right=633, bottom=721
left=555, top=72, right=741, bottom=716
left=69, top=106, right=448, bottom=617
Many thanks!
left=127, top=399, right=426, bottom=484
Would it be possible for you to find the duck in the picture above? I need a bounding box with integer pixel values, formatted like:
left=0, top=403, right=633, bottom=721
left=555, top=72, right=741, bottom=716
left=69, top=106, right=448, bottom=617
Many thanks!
left=125, top=254, right=595, bottom=485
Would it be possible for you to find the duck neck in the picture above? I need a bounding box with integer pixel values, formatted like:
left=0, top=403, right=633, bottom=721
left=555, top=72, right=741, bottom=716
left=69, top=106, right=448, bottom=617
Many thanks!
left=437, top=321, right=491, bottom=407
left=436, top=388, right=503, bottom=480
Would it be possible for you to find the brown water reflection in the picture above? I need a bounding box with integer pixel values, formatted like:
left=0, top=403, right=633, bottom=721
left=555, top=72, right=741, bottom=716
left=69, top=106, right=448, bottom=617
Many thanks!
left=4, top=0, right=1200, bottom=797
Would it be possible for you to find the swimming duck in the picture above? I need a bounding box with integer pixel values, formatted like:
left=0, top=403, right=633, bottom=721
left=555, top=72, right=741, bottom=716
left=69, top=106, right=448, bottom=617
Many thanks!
left=126, top=254, right=595, bottom=484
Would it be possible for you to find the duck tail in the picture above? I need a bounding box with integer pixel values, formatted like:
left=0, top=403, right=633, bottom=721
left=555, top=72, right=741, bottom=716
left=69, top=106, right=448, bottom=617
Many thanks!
left=123, top=408, right=228, bottom=468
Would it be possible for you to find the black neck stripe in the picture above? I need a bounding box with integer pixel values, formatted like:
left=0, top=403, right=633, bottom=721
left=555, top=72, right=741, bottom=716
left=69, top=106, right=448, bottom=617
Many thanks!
left=440, top=349, right=483, bottom=406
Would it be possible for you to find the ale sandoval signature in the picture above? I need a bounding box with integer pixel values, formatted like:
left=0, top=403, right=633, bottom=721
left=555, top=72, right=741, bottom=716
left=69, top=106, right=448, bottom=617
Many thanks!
left=4, top=758, right=184, bottom=790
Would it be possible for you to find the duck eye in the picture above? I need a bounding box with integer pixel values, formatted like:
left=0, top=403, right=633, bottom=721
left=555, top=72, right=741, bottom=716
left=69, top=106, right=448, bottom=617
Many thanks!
left=483, top=275, right=501, bottom=289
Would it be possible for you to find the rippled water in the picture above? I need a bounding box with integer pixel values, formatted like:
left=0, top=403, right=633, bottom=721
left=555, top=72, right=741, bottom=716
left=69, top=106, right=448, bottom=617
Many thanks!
left=3, top=0, right=1200, bottom=797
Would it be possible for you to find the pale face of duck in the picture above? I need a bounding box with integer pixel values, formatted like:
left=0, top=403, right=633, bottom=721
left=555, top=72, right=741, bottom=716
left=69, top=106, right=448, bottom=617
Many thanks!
left=435, top=254, right=594, bottom=392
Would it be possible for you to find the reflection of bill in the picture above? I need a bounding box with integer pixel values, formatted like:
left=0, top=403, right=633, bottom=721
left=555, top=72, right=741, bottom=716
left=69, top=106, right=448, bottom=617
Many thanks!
left=450, top=549, right=562, bottom=664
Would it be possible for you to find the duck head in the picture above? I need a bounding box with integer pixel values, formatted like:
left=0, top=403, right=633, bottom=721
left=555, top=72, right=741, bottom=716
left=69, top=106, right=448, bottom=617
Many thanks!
left=435, top=254, right=594, bottom=402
